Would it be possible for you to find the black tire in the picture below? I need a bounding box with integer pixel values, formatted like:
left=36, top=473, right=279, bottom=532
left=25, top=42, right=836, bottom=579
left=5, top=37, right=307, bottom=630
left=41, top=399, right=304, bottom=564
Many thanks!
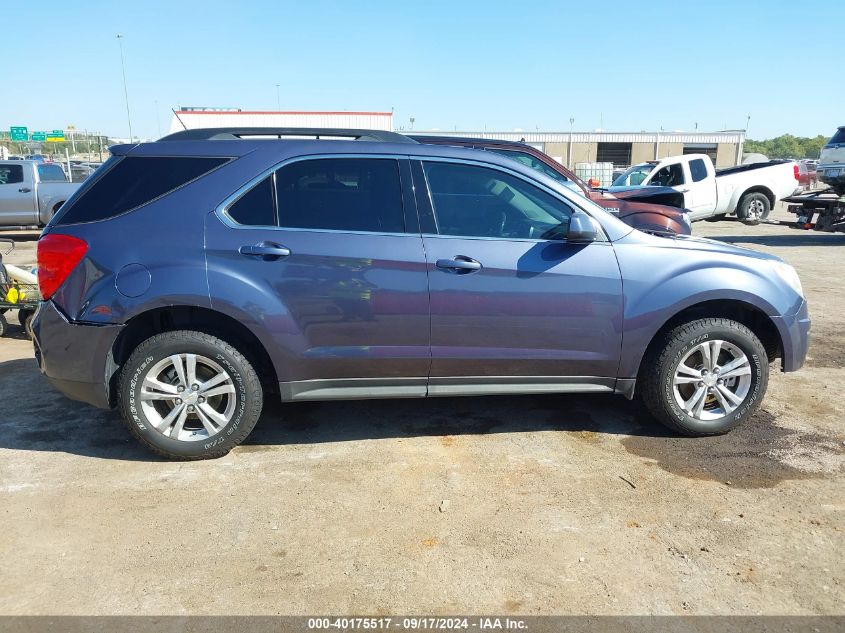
left=705, top=213, right=727, bottom=222
left=640, top=318, right=768, bottom=436
left=0, top=313, right=7, bottom=337
left=117, top=330, right=264, bottom=460
left=18, top=309, right=34, bottom=339
left=737, top=192, right=771, bottom=225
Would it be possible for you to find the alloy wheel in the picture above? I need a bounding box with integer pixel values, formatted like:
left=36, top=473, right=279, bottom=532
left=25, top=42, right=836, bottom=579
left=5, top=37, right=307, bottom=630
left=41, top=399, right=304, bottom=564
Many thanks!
left=139, top=353, right=237, bottom=441
left=672, top=340, right=752, bottom=421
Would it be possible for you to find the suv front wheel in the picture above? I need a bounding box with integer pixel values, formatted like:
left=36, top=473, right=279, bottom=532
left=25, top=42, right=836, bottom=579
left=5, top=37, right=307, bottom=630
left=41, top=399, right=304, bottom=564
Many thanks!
left=117, top=331, right=263, bottom=459
left=640, top=318, right=768, bottom=436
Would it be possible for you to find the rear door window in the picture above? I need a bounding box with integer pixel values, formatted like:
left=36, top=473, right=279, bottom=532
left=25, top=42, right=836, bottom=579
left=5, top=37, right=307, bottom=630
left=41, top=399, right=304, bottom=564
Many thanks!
left=226, top=176, right=276, bottom=226
left=275, top=158, right=404, bottom=233
left=55, top=156, right=228, bottom=224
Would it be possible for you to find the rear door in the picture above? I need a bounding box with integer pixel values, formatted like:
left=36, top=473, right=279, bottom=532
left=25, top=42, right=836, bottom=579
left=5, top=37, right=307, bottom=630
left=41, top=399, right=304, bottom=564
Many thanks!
left=205, top=155, right=431, bottom=399
left=411, top=158, right=623, bottom=394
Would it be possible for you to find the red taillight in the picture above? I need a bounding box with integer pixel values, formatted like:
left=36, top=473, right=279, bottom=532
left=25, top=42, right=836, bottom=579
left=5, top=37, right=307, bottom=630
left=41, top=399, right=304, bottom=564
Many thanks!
left=37, top=234, right=88, bottom=300
left=794, top=164, right=800, bottom=181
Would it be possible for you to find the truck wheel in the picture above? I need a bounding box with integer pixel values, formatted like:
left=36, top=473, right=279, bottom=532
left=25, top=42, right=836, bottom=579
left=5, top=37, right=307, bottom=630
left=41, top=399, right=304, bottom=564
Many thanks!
left=18, top=309, right=34, bottom=339
left=640, top=318, right=768, bottom=436
left=117, top=330, right=264, bottom=460
left=0, top=313, right=7, bottom=337
left=738, top=193, right=770, bottom=225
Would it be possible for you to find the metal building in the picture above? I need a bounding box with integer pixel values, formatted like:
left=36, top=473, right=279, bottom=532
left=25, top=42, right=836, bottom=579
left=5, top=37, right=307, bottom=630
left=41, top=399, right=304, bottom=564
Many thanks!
left=412, top=130, right=747, bottom=168
left=168, top=107, right=394, bottom=134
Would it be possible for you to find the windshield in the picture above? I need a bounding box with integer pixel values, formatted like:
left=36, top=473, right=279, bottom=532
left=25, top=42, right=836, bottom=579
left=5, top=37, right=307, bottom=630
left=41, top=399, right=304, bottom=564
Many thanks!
left=612, top=163, right=654, bottom=186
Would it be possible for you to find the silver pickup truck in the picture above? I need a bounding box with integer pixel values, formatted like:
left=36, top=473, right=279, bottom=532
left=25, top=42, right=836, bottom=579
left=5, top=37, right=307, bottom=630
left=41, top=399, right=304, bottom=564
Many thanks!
left=0, top=160, right=81, bottom=227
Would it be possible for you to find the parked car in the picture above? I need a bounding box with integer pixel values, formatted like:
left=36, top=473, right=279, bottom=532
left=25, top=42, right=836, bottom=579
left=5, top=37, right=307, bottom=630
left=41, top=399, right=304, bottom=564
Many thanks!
left=0, top=160, right=81, bottom=226
left=412, top=135, right=691, bottom=235
left=796, top=161, right=817, bottom=190
left=612, top=154, right=801, bottom=224
left=32, top=127, right=810, bottom=459
left=818, top=126, right=845, bottom=195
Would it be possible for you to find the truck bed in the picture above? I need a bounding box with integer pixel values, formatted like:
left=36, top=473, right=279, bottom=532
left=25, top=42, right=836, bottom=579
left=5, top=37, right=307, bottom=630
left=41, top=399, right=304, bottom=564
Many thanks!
left=715, top=160, right=791, bottom=177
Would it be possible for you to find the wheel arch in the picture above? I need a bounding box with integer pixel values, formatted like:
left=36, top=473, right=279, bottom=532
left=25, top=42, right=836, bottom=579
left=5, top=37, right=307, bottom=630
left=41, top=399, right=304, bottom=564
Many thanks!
left=633, top=299, right=782, bottom=384
left=109, top=305, right=279, bottom=407
left=733, top=186, right=775, bottom=214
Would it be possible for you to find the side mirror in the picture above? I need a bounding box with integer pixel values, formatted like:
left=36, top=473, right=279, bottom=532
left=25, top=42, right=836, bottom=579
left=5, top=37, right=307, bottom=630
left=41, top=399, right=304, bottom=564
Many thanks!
left=567, top=210, right=598, bottom=242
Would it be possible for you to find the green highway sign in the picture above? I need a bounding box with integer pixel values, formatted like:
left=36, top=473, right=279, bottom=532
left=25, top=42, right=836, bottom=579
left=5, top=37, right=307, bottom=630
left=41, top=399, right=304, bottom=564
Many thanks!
left=31, top=131, right=46, bottom=142
left=46, top=130, right=65, bottom=143
left=10, top=126, right=28, bottom=142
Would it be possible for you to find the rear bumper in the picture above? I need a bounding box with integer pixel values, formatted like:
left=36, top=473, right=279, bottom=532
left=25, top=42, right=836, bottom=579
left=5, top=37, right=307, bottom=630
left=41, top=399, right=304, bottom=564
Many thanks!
left=31, top=300, right=123, bottom=409
left=771, top=299, right=811, bottom=372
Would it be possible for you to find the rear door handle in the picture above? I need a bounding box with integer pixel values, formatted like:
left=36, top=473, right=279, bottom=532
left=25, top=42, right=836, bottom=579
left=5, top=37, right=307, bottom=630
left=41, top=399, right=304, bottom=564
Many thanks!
left=18, top=187, right=31, bottom=193
left=436, top=256, right=482, bottom=273
left=239, top=242, right=291, bottom=259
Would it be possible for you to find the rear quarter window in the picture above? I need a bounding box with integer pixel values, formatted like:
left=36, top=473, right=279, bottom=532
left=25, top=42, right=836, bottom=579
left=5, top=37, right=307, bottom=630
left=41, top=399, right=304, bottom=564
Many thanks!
left=54, top=156, right=229, bottom=225
left=37, top=164, right=67, bottom=182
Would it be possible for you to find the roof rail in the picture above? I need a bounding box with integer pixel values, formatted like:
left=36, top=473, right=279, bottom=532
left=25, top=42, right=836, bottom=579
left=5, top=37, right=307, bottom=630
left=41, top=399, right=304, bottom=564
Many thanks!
left=158, top=127, right=416, bottom=143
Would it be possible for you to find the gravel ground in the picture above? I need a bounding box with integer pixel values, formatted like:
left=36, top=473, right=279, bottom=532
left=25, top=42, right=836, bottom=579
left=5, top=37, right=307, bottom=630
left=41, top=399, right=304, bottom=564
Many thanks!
left=0, top=206, right=842, bottom=615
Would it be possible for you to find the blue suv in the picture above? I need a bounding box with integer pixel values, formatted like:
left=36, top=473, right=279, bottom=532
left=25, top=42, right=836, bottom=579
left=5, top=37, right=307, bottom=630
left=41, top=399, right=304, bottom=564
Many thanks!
left=31, top=128, right=811, bottom=459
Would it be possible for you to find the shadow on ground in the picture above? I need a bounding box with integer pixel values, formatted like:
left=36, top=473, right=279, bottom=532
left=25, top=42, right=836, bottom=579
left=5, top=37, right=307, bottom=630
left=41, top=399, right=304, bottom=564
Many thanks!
left=0, top=356, right=672, bottom=463
left=1, top=356, right=840, bottom=488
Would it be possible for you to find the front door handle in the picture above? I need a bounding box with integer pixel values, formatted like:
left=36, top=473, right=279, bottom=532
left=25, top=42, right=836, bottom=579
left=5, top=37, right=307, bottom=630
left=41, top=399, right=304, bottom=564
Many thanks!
left=18, top=187, right=31, bottom=193
left=239, top=242, right=291, bottom=259
left=436, top=256, right=482, bottom=273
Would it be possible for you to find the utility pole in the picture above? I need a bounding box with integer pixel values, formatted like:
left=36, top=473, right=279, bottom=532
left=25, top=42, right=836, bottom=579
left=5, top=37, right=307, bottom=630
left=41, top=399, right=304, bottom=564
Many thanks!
left=275, top=84, right=281, bottom=111
left=116, top=34, right=133, bottom=141
left=568, top=117, right=574, bottom=168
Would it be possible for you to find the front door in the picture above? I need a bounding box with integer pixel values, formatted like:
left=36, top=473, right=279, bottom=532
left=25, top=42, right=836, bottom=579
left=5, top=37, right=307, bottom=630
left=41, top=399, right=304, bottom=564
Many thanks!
left=684, top=157, right=717, bottom=219
left=205, top=156, right=431, bottom=400
left=411, top=159, right=623, bottom=394
left=0, top=163, right=37, bottom=224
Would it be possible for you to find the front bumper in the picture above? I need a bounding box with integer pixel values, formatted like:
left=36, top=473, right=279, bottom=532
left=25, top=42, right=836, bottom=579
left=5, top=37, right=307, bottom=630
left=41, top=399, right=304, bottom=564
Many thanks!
left=31, top=300, right=124, bottom=409
left=771, top=299, right=811, bottom=372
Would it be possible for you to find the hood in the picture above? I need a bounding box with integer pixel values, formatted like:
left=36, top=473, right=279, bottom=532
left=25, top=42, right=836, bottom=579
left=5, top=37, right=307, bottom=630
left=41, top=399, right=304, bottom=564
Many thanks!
left=604, top=185, right=686, bottom=209
left=619, top=229, right=782, bottom=262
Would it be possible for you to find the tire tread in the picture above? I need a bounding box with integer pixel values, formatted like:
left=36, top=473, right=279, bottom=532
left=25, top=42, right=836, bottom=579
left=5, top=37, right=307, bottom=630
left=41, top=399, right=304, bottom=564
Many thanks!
left=117, top=330, right=263, bottom=460
left=640, top=318, right=765, bottom=436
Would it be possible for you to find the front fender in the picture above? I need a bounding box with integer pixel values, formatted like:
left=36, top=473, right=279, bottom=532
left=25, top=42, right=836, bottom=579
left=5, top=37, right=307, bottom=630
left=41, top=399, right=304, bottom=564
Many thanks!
left=612, top=236, right=803, bottom=378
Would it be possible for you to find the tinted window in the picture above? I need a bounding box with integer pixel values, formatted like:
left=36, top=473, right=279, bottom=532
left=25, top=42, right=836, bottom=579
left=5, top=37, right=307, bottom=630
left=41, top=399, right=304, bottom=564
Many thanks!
left=227, top=176, right=275, bottom=226
left=829, top=128, right=845, bottom=145
left=689, top=158, right=708, bottom=182
left=0, top=164, right=24, bottom=185
left=56, top=156, right=228, bottom=224
left=489, top=149, right=571, bottom=185
left=275, top=158, right=404, bottom=233
left=423, top=162, right=572, bottom=240
left=650, top=163, right=685, bottom=187
left=37, top=164, right=67, bottom=182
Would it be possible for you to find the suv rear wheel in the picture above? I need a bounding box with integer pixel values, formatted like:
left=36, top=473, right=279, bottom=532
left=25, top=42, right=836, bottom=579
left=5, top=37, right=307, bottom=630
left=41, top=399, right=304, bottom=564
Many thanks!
left=640, top=318, right=768, bottom=436
left=117, top=330, right=263, bottom=459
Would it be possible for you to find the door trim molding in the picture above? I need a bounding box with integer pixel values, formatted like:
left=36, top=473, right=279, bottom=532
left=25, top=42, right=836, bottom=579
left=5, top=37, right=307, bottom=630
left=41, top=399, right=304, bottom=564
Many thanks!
left=279, top=376, right=615, bottom=401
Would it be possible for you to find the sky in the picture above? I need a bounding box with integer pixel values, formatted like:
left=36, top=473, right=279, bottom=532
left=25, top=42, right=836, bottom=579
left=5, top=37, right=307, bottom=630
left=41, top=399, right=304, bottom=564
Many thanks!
left=3, top=0, right=843, bottom=140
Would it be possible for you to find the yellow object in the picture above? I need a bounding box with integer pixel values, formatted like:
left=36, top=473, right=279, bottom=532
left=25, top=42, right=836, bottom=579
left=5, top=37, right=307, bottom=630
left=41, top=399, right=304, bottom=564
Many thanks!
left=5, top=287, right=19, bottom=304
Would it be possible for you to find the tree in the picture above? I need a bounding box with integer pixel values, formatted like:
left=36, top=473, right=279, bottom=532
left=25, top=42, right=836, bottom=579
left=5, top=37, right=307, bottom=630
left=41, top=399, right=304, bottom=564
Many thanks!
left=745, top=134, right=830, bottom=159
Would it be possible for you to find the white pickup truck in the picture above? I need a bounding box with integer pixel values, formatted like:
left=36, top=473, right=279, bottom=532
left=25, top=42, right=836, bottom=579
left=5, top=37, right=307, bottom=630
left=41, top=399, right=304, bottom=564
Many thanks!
left=0, top=160, right=81, bottom=227
left=610, top=154, right=800, bottom=224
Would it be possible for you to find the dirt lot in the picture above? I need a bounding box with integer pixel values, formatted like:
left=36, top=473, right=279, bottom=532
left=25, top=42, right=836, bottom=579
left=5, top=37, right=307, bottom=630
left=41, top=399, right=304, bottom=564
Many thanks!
left=0, top=208, right=843, bottom=616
